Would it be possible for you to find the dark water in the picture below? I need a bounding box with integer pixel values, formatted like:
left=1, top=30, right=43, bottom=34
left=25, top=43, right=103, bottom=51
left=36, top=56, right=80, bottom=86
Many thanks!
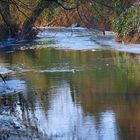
left=0, top=28, right=140, bottom=140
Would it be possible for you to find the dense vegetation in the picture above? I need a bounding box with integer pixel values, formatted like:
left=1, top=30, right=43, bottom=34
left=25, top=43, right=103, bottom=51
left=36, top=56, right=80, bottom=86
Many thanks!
left=0, top=0, right=139, bottom=43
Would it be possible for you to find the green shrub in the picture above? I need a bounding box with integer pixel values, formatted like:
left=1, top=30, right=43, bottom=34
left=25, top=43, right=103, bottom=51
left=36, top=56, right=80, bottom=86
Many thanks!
left=112, top=2, right=140, bottom=36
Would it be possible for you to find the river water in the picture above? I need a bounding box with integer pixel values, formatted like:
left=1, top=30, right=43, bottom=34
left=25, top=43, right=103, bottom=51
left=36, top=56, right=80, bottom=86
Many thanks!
left=0, top=27, right=140, bottom=140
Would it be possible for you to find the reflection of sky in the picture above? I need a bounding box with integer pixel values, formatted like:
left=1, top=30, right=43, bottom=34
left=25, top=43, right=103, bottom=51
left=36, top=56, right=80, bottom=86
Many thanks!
left=18, top=81, right=119, bottom=139
left=0, top=80, right=26, bottom=94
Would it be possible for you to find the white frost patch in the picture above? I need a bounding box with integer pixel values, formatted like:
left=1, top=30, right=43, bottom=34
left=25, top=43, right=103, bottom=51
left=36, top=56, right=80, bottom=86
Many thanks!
left=1, top=27, right=139, bottom=53
left=36, top=27, right=101, bottom=51
left=36, top=68, right=79, bottom=73
left=36, top=27, right=140, bottom=53
left=97, top=38, right=140, bottom=54
left=112, top=43, right=140, bottom=54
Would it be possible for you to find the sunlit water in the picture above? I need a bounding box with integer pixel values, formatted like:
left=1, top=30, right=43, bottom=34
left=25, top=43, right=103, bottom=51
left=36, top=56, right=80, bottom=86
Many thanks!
left=0, top=27, right=140, bottom=140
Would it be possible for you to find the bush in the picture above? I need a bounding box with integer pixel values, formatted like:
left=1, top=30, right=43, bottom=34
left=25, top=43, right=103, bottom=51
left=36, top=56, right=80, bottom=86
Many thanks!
left=111, top=2, right=140, bottom=43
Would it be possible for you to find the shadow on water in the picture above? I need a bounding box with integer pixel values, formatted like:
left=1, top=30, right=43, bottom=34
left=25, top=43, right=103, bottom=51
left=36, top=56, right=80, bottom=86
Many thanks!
left=0, top=28, right=140, bottom=139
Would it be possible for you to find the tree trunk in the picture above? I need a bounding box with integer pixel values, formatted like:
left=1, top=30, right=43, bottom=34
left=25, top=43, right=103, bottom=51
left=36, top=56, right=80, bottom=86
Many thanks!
left=0, top=0, right=13, bottom=36
left=20, top=0, right=55, bottom=39
left=0, top=0, right=11, bottom=25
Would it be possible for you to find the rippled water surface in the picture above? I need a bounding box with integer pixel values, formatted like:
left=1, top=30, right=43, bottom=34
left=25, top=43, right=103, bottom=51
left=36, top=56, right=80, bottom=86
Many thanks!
left=0, top=28, right=140, bottom=140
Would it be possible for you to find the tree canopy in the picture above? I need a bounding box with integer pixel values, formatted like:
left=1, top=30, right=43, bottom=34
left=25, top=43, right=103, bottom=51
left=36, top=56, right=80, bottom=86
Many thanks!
left=0, top=0, right=139, bottom=43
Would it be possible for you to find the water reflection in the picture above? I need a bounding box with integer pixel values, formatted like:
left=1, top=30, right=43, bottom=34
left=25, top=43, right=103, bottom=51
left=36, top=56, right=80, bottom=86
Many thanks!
left=7, top=80, right=118, bottom=140
left=0, top=43, right=140, bottom=139
left=39, top=81, right=118, bottom=140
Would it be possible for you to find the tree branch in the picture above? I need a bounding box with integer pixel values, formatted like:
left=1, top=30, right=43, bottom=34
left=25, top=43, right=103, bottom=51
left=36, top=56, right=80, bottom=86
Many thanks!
left=55, top=0, right=77, bottom=10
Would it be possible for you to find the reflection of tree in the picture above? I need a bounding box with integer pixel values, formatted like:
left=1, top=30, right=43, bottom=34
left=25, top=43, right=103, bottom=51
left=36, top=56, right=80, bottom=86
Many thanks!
left=0, top=93, right=41, bottom=139
left=110, top=51, right=140, bottom=140
left=113, top=51, right=140, bottom=95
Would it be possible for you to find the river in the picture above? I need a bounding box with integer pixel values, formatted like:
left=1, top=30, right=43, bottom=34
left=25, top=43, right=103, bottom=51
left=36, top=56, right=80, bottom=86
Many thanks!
left=0, top=27, right=140, bottom=140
